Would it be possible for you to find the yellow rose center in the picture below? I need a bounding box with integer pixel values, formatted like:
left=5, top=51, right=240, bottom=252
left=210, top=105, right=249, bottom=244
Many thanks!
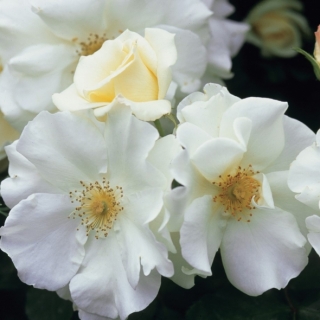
left=213, top=165, right=261, bottom=222
left=69, top=178, right=124, bottom=238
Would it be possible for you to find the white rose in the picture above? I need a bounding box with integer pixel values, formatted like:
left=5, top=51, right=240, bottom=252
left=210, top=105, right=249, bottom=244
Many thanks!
left=170, top=83, right=317, bottom=295
left=245, top=0, right=311, bottom=57
left=53, top=28, right=177, bottom=122
left=0, top=0, right=210, bottom=130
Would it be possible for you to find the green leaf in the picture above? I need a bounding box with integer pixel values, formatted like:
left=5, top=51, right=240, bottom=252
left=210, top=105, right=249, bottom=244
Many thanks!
left=299, top=291, right=320, bottom=320
left=26, top=288, right=73, bottom=320
left=186, top=288, right=291, bottom=320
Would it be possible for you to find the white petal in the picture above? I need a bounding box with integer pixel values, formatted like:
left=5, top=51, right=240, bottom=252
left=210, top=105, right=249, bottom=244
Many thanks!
left=168, top=232, right=197, bottom=289
left=306, top=215, right=320, bottom=256
left=220, top=97, right=287, bottom=170
left=78, top=309, right=116, bottom=320
left=103, top=103, right=164, bottom=191
left=104, top=0, right=211, bottom=42
left=288, top=135, right=320, bottom=193
left=176, top=122, right=212, bottom=156
left=180, top=195, right=225, bottom=274
left=0, top=0, right=57, bottom=62
left=171, top=150, right=215, bottom=198
left=149, top=206, right=176, bottom=254
left=221, top=207, right=307, bottom=296
left=178, top=84, right=240, bottom=137
left=124, top=187, right=164, bottom=226
left=1, top=141, right=61, bottom=208
left=8, top=44, right=75, bottom=114
left=70, top=235, right=161, bottom=320
left=157, top=26, right=207, bottom=93
left=0, top=193, right=86, bottom=291
left=267, top=171, right=318, bottom=252
left=295, top=185, right=320, bottom=212
left=166, top=186, right=189, bottom=232
left=147, top=134, right=182, bottom=191
left=16, top=111, right=107, bottom=192
left=265, top=116, right=315, bottom=173
left=30, top=0, right=108, bottom=42
left=0, top=65, right=38, bottom=131
left=116, top=215, right=173, bottom=288
left=192, top=137, right=244, bottom=182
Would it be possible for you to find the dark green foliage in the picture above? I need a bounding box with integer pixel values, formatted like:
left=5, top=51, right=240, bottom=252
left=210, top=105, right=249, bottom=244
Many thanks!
left=25, top=288, right=74, bottom=320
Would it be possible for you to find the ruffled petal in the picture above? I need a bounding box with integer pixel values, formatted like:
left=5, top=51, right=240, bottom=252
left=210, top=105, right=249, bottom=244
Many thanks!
left=116, top=215, right=173, bottom=288
left=176, top=122, right=212, bottom=156
left=306, top=215, right=320, bottom=256
left=147, top=134, right=181, bottom=191
left=171, top=150, right=215, bottom=198
left=30, top=0, right=108, bottom=42
left=70, top=235, right=161, bottom=320
left=220, top=97, right=287, bottom=171
left=0, top=0, right=57, bottom=63
left=191, top=137, right=244, bottom=182
left=168, top=232, right=198, bottom=289
left=267, top=170, right=318, bottom=253
left=265, top=116, right=315, bottom=173
left=0, top=65, right=39, bottom=131
left=180, top=195, right=225, bottom=275
left=157, top=25, right=206, bottom=93
left=1, top=141, right=61, bottom=208
left=221, top=206, right=307, bottom=296
left=16, top=111, right=107, bottom=192
left=103, top=103, right=165, bottom=191
left=78, top=309, right=116, bottom=320
left=177, top=83, right=240, bottom=136
left=8, top=43, right=75, bottom=114
left=288, top=133, right=320, bottom=193
left=0, top=193, right=86, bottom=291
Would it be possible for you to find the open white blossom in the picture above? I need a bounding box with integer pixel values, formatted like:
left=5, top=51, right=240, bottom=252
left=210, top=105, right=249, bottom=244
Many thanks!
left=53, top=28, right=177, bottom=122
left=288, top=130, right=320, bottom=255
left=170, top=83, right=316, bottom=295
left=0, top=104, right=180, bottom=320
left=0, top=0, right=211, bottom=131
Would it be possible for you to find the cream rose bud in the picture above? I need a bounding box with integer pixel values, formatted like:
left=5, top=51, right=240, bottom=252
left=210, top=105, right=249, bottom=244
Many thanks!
left=245, top=0, right=310, bottom=58
left=53, top=28, right=177, bottom=122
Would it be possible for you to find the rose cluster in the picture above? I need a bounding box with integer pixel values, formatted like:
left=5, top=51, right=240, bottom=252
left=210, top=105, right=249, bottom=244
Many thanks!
left=0, top=1, right=319, bottom=320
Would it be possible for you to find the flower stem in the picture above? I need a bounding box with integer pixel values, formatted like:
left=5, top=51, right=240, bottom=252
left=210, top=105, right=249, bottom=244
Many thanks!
left=154, top=119, right=164, bottom=137
left=284, top=288, right=297, bottom=319
left=165, top=113, right=177, bottom=130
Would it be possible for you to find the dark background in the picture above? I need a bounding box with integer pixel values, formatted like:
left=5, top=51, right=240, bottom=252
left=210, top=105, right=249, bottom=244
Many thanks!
left=1, top=0, right=320, bottom=319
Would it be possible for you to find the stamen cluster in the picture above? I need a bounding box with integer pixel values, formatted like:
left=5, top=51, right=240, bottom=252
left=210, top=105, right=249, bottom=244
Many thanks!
left=75, top=33, right=108, bottom=56
left=69, top=177, right=124, bottom=238
left=213, top=165, right=261, bottom=222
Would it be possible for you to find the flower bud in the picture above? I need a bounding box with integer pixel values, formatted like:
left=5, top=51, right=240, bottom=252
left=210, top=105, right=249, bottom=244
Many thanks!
left=246, top=0, right=310, bottom=57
